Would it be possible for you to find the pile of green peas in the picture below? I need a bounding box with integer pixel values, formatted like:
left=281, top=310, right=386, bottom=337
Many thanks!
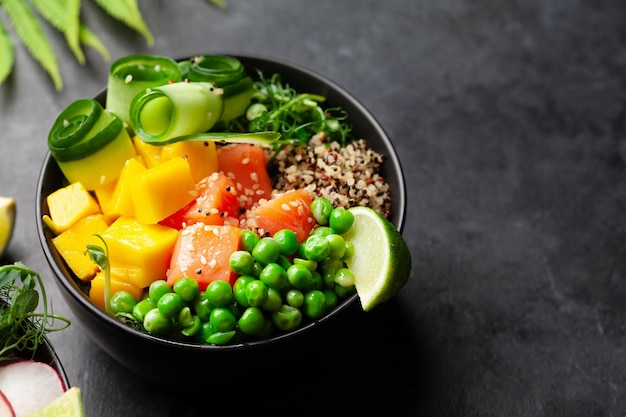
left=108, top=197, right=359, bottom=345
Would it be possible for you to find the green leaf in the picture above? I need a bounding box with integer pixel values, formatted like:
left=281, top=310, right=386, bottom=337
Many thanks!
left=79, top=24, right=110, bottom=61
left=1, top=0, right=63, bottom=90
left=30, top=0, right=84, bottom=64
left=208, top=0, right=227, bottom=9
left=92, top=0, right=154, bottom=46
left=0, top=18, right=14, bottom=86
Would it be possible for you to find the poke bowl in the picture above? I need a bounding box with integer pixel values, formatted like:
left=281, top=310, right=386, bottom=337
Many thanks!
left=36, top=53, right=408, bottom=383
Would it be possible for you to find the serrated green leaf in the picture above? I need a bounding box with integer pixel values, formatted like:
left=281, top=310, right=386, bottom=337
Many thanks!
left=1, top=0, right=62, bottom=90
left=79, top=24, right=110, bottom=61
left=92, top=0, right=153, bottom=46
left=30, top=0, right=84, bottom=64
left=0, top=18, right=14, bottom=86
left=208, top=0, right=227, bottom=9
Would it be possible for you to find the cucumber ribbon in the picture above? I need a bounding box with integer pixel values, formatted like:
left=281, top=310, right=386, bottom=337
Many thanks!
left=183, top=55, right=255, bottom=122
left=106, top=54, right=182, bottom=128
left=47, top=98, right=136, bottom=190
left=130, top=80, right=280, bottom=145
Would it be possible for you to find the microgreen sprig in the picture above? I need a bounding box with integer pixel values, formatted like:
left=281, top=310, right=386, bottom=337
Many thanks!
left=0, top=262, right=71, bottom=363
left=84, top=235, right=111, bottom=314
left=234, top=72, right=353, bottom=150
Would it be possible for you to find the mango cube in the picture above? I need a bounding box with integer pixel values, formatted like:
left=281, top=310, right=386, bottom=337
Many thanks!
left=130, top=157, right=197, bottom=224
left=160, top=140, right=218, bottom=183
left=133, top=135, right=163, bottom=168
left=100, top=157, right=147, bottom=220
left=101, top=216, right=178, bottom=288
left=89, top=270, right=143, bottom=311
left=52, top=214, right=110, bottom=281
left=44, top=181, right=101, bottom=234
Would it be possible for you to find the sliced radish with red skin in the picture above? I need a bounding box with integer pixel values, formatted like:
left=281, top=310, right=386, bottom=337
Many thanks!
left=0, top=360, right=66, bottom=417
left=0, top=390, right=16, bottom=417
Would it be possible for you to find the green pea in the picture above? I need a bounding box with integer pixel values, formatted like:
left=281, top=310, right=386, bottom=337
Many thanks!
left=273, top=229, right=299, bottom=256
left=207, top=330, right=236, bottom=345
left=342, top=241, right=355, bottom=261
left=181, top=315, right=201, bottom=337
left=132, top=298, right=154, bottom=322
left=262, top=287, right=282, bottom=312
left=148, top=279, right=171, bottom=304
left=197, top=321, right=215, bottom=343
left=252, top=237, right=282, bottom=265
left=307, top=270, right=323, bottom=292
left=229, top=250, right=255, bottom=275
left=311, top=197, right=334, bottom=225
left=259, top=262, right=288, bottom=290
left=293, top=257, right=317, bottom=271
left=173, top=276, right=199, bottom=302
left=329, top=207, right=354, bottom=234
left=238, top=306, right=265, bottom=335
left=157, top=292, right=184, bottom=319
left=285, top=289, right=304, bottom=308
left=251, top=261, right=264, bottom=278
left=194, top=295, right=213, bottom=322
left=335, top=283, right=356, bottom=298
left=303, top=290, right=326, bottom=319
left=301, top=234, right=331, bottom=262
left=240, top=229, right=260, bottom=252
left=310, top=226, right=332, bottom=237
left=287, top=263, right=313, bottom=290
left=109, top=291, right=137, bottom=314
left=177, top=306, right=195, bottom=328
left=143, top=308, right=172, bottom=335
left=335, top=268, right=356, bottom=287
left=210, top=307, right=237, bottom=332
left=276, top=254, right=292, bottom=272
left=320, top=259, right=343, bottom=288
left=325, top=234, right=346, bottom=259
left=323, top=289, right=338, bottom=312
left=205, top=280, right=234, bottom=307
left=271, top=305, right=302, bottom=332
left=233, top=275, right=256, bottom=307
left=245, top=279, right=268, bottom=307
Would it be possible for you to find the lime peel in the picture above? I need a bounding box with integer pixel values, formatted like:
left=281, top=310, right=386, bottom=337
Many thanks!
left=342, top=206, right=411, bottom=311
left=0, top=196, right=16, bottom=258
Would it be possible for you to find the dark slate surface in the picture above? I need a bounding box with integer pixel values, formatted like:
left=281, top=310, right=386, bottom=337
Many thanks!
left=1, top=0, right=626, bottom=415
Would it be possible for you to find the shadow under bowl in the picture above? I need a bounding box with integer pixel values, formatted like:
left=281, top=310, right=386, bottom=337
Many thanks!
left=36, top=54, right=407, bottom=384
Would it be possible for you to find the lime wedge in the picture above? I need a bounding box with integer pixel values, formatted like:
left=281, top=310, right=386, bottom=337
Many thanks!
left=0, top=196, right=16, bottom=258
left=24, top=387, right=84, bottom=417
left=342, top=206, right=411, bottom=311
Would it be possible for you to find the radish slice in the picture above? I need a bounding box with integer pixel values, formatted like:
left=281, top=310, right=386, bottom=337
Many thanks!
left=0, top=360, right=66, bottom=417
left=0, top=390, right=16, bottom=417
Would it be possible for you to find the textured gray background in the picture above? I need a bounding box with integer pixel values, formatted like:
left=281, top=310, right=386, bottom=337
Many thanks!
left=1, top=0, right=626, bottom=415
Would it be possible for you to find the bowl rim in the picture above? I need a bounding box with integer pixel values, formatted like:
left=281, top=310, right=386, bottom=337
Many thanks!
left=36, top=53, right=408, bottom=351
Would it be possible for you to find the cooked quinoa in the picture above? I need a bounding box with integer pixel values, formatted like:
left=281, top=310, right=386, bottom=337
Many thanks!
left=267, top=132, right=392, bottom=219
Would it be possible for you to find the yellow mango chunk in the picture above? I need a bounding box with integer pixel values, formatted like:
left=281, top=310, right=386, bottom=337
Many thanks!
left=89, top=270, right=143, bottom=311
left=161, top=140, right=218, bottom=183
left=52, top=214, right=110, bottom=281
left=101, top=216, right=178, bottom=288
left=130, top=157, right=197, bottom=224
left=44, top=182, right=101, bottom=234
left=133, top=135, right=163, bottom=168
left=56, top=120, right=137, bottom=191
left=100, top=157, right=147, bottom=220
left=93, top=180, right=116, bottom=221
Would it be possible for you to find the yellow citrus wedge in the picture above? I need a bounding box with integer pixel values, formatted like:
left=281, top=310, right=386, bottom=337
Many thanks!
left=0, top=196, right=16, bottom=258
left=23, top=387, right=84, bottom=417
left=342, top=206, right=411, bottom=312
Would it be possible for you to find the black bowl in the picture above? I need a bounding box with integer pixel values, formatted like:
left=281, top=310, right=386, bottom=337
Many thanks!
left=36, top=54, right=407, bottom=383
left=32, top=333, right=71, bottom=391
